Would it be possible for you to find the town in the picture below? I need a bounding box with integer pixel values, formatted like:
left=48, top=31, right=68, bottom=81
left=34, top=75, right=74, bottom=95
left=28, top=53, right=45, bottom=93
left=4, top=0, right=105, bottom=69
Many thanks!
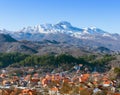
left=0, top=65, right=120, bottom=95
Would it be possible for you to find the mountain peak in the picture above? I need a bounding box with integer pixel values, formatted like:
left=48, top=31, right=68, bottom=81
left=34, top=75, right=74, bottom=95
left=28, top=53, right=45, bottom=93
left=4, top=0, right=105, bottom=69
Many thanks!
left=57, top=21, right=72, bottom=27
left=89, top=26, right=97, bottom=30
left=83, top=27, right=107, bottom=35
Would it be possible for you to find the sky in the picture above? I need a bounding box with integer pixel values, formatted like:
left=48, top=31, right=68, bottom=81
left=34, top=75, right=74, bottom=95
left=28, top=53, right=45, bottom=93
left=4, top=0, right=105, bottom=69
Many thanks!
left=0, top=0, right=120, bottom=34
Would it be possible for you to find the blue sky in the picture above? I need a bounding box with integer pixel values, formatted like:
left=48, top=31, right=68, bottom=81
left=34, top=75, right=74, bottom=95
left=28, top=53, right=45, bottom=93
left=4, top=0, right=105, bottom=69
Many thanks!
left=0, top=0, right=120, bottom=33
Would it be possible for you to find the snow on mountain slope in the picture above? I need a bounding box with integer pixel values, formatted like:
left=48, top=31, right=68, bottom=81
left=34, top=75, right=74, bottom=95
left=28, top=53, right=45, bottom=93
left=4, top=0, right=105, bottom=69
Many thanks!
left=0, top=21, right=120, bottom=51
left=0, top=21, right=119, bottom=41
left=6, top=21, right=117, bottom=41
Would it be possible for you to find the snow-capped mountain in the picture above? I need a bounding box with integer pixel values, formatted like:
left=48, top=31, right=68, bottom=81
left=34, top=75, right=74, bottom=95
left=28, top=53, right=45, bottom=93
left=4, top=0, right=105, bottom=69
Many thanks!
left=0, top=21, right=120, bottom=51
left=6, top=21, right=116, bottom=40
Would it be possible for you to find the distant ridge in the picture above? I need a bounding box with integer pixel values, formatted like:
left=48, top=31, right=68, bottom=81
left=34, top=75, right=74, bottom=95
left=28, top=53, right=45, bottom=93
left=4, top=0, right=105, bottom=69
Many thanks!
left=0, top=34, right=17, bottom=42
left=0, top=21, right=120, bottom=51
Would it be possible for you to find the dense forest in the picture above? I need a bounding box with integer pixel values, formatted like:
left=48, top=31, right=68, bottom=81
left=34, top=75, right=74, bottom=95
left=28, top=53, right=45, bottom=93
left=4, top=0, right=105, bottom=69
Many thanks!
left=0, top=52, right=117, bottom=72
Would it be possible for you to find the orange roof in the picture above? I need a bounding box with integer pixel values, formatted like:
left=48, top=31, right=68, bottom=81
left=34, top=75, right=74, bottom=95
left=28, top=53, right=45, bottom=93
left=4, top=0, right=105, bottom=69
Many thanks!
left=63, top=77, right=71, bottom=83
left=31, top=78, right=39, bottom=82
left=51, top=86, right=58, bottom=91
left=83, top=74, right=90, bottom=77
left=80, top=74, right=90, bottom=82
left=41, top=78, right=48, bottom=85
left=93, top=81, right=98, bottom=85
left=22, top=89, right=29, bottom=94
left=79, top=87, right=85, bottom=91
left=114, top=93, right=120, bottom=95
left=103, top=80, right=111, bottom=84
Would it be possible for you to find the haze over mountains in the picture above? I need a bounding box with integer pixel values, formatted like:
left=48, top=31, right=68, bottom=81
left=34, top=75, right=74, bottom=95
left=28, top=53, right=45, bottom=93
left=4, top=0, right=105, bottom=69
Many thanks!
left=0, top=21, right=120, bottom=55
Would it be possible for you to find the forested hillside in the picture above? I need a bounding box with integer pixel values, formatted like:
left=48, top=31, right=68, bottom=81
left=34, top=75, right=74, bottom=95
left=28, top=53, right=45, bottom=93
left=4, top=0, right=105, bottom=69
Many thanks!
left=0, top=52, right=116, bottom=72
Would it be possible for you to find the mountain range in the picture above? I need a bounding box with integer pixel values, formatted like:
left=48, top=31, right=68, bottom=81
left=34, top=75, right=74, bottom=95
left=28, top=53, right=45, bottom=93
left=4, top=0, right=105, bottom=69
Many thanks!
left=0, top=21, right=120, bottom=54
